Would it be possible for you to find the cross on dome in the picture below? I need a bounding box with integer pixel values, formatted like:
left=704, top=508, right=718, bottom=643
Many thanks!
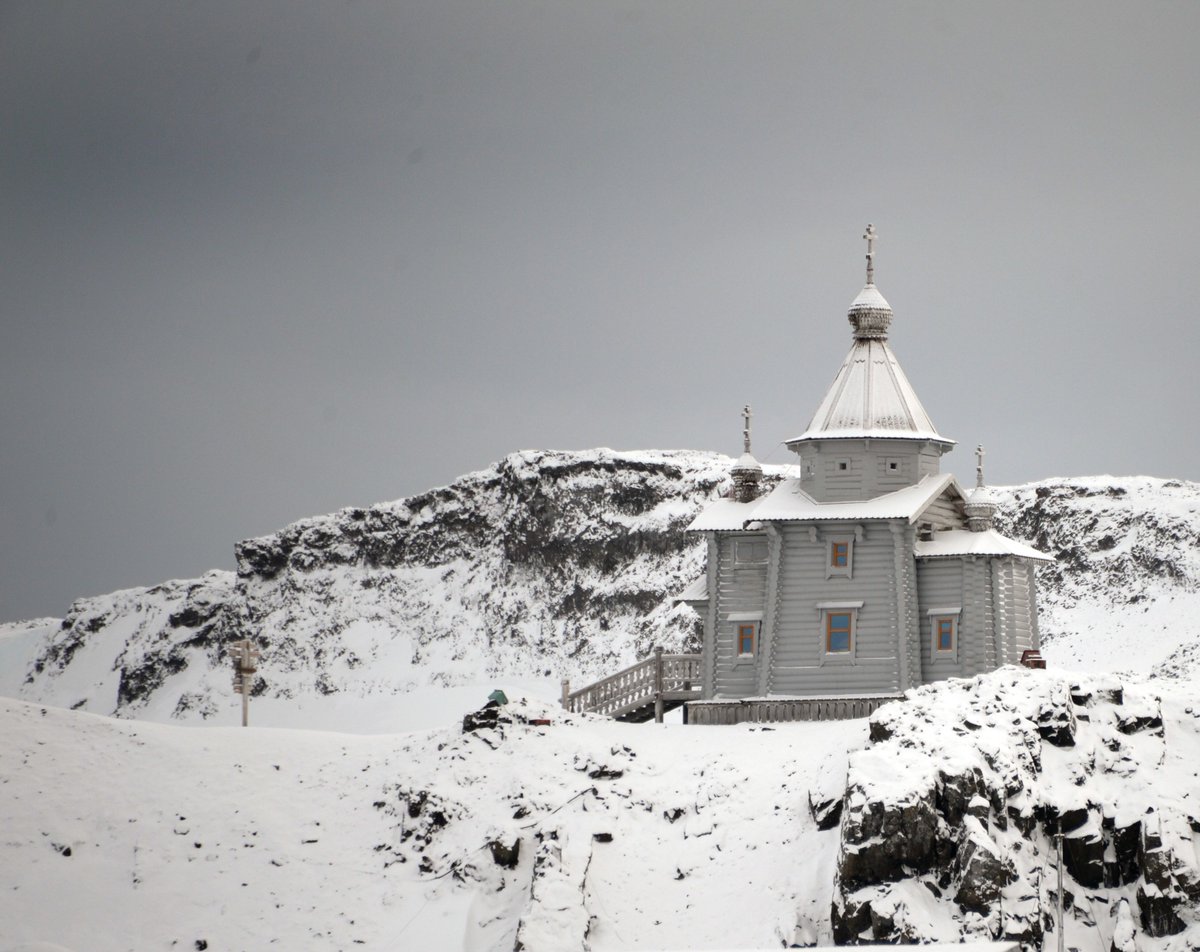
left=742, top=404, right=753, bottom=455
left=863, top=223, right=877, bottom=285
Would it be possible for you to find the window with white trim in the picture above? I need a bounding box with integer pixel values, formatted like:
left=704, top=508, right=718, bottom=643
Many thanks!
left=927, top=607, right=961, bottom=661
left=826, top=538, right=853, bottom=579
left=728, top=612, right=762, bottom=662
left=817, top=601, right=863, bottom=662
left=736, top=621, right=757, bottom=657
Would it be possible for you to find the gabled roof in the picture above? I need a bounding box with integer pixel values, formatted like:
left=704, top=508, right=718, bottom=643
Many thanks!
left=787, top=337, right=953, bottom=446
left=914, top=529, right=1054, bottom=563
left=688, top=473, right=964, bottom=531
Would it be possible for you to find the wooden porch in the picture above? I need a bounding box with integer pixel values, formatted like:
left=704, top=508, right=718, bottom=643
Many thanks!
left=561, top=647, right=702, bottom=723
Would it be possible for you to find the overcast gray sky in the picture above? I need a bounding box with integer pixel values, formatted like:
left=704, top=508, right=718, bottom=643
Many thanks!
left=2, top=1, right=1198, bottom=622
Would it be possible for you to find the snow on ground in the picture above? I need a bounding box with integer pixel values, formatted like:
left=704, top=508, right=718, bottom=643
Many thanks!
left=0, top=694, right=863, bottom=952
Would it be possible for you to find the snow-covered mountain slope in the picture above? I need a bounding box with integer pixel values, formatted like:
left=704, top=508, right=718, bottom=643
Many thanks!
left=4, top=669, right=1198, bottom=952
left=2, top=450, right=1198, bottom=729
left=994, top=476, right=1200, bottom=677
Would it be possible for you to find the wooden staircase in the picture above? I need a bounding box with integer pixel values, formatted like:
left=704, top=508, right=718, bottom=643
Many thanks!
left=561, top=648, right=703, bottom=723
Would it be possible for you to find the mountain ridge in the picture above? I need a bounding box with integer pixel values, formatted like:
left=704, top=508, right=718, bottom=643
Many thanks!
left=3, top=449, right=1198, bottom=727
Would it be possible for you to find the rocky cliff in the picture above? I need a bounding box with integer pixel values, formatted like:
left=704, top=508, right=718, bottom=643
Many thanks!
left=3, top=451, right=1198, bottom=723
left=832, top=668, right=1200, bottom=950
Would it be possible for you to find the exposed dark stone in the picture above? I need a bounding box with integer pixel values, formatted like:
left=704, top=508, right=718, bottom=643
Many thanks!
left=954, top=830, right=1016, bottom=913
left=809, top=791, right=844, bottom=831
left=489, top=838, right=521, bottom=868
left=592, top=832, right=613, bottom=843
left=1063, top=831, right=1105, bottom=889
left=1036, top=702, right=1077, bottom=747
left=936, top=768, right=986, bottom=827
left=1111, top=822, right=1142, bottom=886
left=839, top=787, right=939, bottom=891
left=1117, top=712, right=1163, bottom=735
left=1137, top=886, right=1186, bottom=937
left=462, top=700, right=505, bottom=733
left=868, top=717, right=894, bottom=745
left=587, top=766, right=624, bottom=780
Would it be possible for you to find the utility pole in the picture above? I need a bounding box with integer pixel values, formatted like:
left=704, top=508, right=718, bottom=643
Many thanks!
left=229, top=639, right=261, bottom=727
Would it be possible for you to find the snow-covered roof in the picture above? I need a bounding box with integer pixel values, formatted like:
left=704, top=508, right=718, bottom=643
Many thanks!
left=688, top=473, right=964, bottom=531
left=848, top=282, right=892, bottom=311
left=687, top=498, right=762, bottom=532
left=787, top=337, right=953, bottom=446
left=673, top=576, right=709, bottom=603
left=914, top=528, right=1054, bottom=563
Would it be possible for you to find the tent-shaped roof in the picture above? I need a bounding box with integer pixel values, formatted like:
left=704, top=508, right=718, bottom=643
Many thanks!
left=786, top=280, right=954, bottom=448
left=788, top=337, right=953, bottom=445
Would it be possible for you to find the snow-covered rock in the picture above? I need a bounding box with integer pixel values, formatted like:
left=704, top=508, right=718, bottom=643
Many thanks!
left=833, top=668, right=1200, bottom=950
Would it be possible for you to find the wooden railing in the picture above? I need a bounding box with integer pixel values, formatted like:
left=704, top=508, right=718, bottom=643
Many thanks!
left=561, top=647, right=702, bottom=723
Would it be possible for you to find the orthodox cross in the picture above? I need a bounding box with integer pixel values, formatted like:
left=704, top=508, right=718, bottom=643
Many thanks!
left=742, top=404, right=753, bottom=455
left=863, top=223, right=877, bottom=284
left=976, top=444, right=986, bottom=489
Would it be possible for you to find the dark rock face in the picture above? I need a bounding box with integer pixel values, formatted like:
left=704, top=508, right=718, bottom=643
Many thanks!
left=831, top=671, right=1200, bottom=949
left=838, top=787, right=939, bottom=892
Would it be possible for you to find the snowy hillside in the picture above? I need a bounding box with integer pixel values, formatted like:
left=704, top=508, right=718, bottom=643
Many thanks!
left=4, top=669, right=1199, bottom=951
left=2, top=450, right=1198, bottom=729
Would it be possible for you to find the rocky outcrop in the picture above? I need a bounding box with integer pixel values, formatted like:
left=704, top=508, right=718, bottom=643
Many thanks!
left=5, top=463, right=1200, bottom=721
left=832, top=669, right=1200, bottom=949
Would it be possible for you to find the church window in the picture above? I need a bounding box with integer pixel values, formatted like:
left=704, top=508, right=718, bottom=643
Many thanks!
left=735, top=539, right=768, bottom=563
left=936, top=617, right=955, bottom=652
left=836, top=459, right=850, bottom=472
left=736, top=622, right=757, bottom=657
left=827, top=538, right=853, bottom=578
left=927, top=608, right=961, bottom=660
left=826, top=612, right=853, bottom=653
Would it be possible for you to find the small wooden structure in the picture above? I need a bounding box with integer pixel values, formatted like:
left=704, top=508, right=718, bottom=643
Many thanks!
left=561, top=647, right=701, bottom=723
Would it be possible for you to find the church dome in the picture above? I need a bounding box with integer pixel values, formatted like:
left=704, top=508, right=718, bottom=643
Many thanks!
left=847, top=283, right=893, bottom=340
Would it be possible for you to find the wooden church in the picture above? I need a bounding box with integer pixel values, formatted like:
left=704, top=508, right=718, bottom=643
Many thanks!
left=680, top=227, right=1053, bottom=725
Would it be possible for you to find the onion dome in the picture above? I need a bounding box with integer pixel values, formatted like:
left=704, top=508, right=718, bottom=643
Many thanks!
left=732, top=406, right=763, bottom=502
left=848, top=282, right=893, bottom=340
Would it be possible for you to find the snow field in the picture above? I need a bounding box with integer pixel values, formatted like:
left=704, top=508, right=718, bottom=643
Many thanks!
left=0, top=696, right=863, bottom=952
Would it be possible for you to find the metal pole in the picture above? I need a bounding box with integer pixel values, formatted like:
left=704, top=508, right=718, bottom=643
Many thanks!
left=1056, top=831, right=1065, bottom=952
left=654, top=646, right=665, bottom=724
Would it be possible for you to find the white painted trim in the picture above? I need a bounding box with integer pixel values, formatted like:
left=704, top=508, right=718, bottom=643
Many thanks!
left=926, top=606, right=962, bottom=616
left=814, top=600, right=865, bottom=611
left=727, top=611, right=764, bottom=621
